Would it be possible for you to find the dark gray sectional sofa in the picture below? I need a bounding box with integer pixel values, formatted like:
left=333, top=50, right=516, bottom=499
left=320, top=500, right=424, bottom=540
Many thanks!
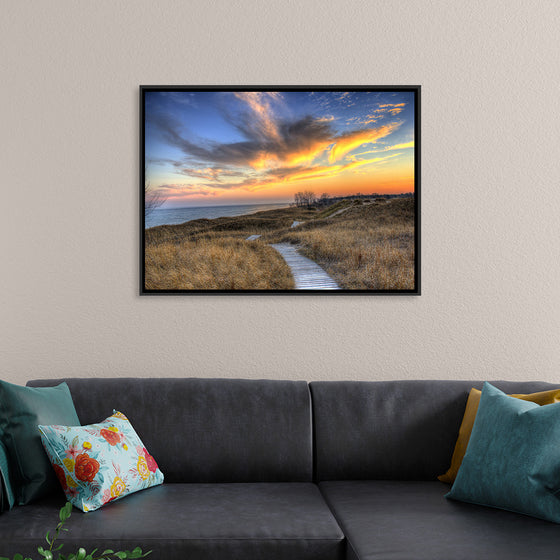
left=2, top=377, right=560, bottom=559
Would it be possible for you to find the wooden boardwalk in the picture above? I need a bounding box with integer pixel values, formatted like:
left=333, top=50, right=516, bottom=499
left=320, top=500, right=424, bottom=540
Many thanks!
left=270, top=243, right=340, bottom=290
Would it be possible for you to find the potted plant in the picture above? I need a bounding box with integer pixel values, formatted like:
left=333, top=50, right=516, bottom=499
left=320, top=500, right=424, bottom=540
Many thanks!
left=1, top=502, right=151, bottom=560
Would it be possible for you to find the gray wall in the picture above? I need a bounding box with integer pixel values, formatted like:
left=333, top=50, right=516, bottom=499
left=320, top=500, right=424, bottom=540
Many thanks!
left=2, top=1, right=560, bottom=384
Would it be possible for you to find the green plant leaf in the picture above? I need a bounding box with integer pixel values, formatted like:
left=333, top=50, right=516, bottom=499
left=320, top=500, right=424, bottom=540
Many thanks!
left=59, top=502, right=72, bottom=522
left=39, top=549, right=53, bottom=560
left=13, top=499, right=149, bottom=560
left=0, top=556, right=10, bottom=560
left=38, top=547, right=54, bottom=560
left=64, top=502, right=73, bottom=519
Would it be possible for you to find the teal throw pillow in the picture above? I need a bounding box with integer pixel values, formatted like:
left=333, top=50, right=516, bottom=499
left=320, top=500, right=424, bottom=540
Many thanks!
left=446, top=382, right=560, bottom=523
left=0, top=380, right=80, bottom=504
left=0, top=439, right=15, bottom=510
left=39, top=411, right=164, bottom=512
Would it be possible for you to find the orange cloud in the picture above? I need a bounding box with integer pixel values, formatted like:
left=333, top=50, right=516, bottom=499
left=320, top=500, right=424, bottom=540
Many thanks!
left=367, top=103, right=407, bottom=117
left=284, top=139, right=332, bottom=166
left=185, top=167, right=222, bottom=180
left=233, top=92, right=283, bottom=143
left=243, top=154, right=405, bottom=192
left=283, top=164, right=344, bottom=183
left=379, top=103, right=406, bottom=115
left=353, top=141, right=414, bottom=157
left=386, top=141, right=414, bottom=150
left=341, top=153, right=401, bottom=171
left=156, top=184, right=218, bottom=199
left=328, top=123, right=400, bottom=163
left=249, top=152, right=281, bottom=169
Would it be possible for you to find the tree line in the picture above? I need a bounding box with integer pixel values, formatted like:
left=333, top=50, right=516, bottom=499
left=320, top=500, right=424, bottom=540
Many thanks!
left=293, top=191, right=331, bottom=208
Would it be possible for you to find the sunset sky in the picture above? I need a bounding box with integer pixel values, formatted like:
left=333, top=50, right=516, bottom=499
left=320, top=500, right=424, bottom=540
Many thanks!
left=144, top=89, right=416, bottom=208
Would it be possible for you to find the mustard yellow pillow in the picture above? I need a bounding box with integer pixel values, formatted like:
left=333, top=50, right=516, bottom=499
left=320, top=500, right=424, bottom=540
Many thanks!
left=438, top=387, right=560, bottom=484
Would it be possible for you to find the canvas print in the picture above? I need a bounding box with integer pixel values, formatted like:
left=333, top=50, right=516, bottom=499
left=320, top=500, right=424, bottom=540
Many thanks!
left=141, top=86, right=420, bottom=294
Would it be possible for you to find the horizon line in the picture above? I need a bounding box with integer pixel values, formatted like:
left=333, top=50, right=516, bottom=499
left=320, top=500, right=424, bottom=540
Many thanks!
left=157, top=192, right=415, bottom=211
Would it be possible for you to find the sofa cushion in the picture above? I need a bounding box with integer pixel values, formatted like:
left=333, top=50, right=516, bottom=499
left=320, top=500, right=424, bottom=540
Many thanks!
left=446, top=382, right=560, bottom=523
left=27, top=378, right=313, bottom=483
left=39, top=411, right=164, bottom=512
left=310, top=380, right=559, bottom=480
left=0, top=380, right=80, bottom=504
left=320, top=480, right=560, bottom=560
left=0, top=483, right=344, bottom=560
left=0, top=439, right=15, bottom=510
left=438, top=386, right=560, bottom=484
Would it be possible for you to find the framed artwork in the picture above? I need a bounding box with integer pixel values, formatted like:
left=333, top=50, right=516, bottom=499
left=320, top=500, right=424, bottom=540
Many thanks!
left=141, top=86, right=420, bottom=294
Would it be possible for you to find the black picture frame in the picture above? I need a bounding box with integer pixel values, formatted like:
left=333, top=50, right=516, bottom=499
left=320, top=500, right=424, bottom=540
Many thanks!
left=141, top=85, right=420, bottom=295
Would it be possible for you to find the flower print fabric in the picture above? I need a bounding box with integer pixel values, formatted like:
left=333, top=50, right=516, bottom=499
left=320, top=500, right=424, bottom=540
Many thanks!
left=100, top=428, right=122, bottom=446
left=38, top=411, right=164, bottom=512
left=74, top=453, right=100, bottom=482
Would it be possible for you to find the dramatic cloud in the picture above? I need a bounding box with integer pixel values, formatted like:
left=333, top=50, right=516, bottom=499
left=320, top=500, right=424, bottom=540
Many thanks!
left=177, top=167, right=246, bottom=182
left=353, top=141, right=414, bottom=157
left=151, top=108, right=398, bottom=172
left=147, top=91, right=409, bottom=200
left=328, top=124, right=400, bottom=163
left=232, top=92, right=284, bottom=144
left=156, top=184, right=218, bottom=200
left=169, top=153, right=405, bottom=195
left=150, top=109, right=336, bottom=170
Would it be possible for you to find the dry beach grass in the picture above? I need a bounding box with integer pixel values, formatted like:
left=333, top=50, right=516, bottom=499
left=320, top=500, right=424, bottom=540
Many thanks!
left=145, top=237, right=295, bottom=290
left=264, top=198, right=416, bottom=290
left=144, top=197, right=415, bottom=290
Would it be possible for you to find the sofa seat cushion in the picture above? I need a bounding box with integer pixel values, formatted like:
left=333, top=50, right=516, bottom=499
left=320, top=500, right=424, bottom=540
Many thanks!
left=0, top=483, right=344, bottom=560
left=319, top=481, right=560, bottom=560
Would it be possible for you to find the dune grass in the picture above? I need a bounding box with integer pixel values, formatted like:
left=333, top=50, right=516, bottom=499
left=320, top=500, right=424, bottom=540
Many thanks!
left=263, top=198, right=415, bottom=290
left=144, top=198, right=416, bottom=291
left=144, top=207, right=314, bottom=290
left=145, top=237, right=294, bottom=290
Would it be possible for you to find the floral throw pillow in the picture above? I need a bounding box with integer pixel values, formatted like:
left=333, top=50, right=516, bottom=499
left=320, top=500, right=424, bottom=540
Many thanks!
left=38, top=411, right=164, bottom=512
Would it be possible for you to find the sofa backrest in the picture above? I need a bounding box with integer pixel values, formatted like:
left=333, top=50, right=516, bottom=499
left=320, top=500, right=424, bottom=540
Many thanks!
left=27, top=378, right=313, bottom=483
left=310, top=380, right=560, bottom=481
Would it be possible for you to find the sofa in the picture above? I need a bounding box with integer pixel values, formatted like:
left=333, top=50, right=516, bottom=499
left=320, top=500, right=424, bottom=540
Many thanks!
left=2, top=377, right=560, bottom=560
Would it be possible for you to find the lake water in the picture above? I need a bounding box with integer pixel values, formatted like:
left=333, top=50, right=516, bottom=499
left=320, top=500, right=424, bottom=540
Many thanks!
left=145, top=202, right=290, bottom=229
